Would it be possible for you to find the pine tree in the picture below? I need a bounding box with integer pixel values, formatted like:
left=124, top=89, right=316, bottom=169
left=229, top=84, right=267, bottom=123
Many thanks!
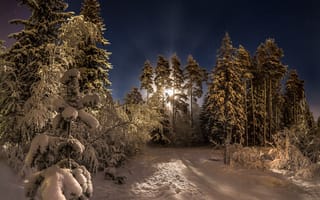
left=154, top=55, right=171, bottom=107
left=255, top=39, right=287, bottom=144
left=77, top=0, right=112, bottom=94
left=81, top=0, right=105, bottom=32
left=1, top=0, right=73, bottom=143
left=24, top=68, right=97, bottom=199
left=171, top=54, right=188, bottom=124
left=284, top=70, right=305, bottom=126
left=124, top=87, right=144, bottom=105
left=236, top=45, right=253, bottom=146
left=184, top=55, right=207, bottom=127
left=200, top=93, right=214, bottom=143
left=207, top=33, right=245, bottom=164
left=0, top=41, right=20, bottom=143
left=139, top=60, right=154, bottom=102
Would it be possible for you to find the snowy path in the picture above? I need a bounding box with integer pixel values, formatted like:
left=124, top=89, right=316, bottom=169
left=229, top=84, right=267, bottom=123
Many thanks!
left=92, top=147, right=319, bottom=200
left=0, top=158, right=25, bottom=200
left=0, top=147, right=319, bottom=199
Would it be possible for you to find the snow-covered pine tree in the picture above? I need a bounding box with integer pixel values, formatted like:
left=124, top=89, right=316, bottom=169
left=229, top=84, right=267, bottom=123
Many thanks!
left=1, top=0, right=73, bottom=145
left=154, top=55, right=172, bottom=107
left=151, top=55, right=173, bottom=144
left=171, top=54, right=188, bottom=123
left=284, top=70, right=305, bottom=127
left=124, top=87, right=144, bottom=105
left=207, top=33, right=246, bottom=164
left=184, top=55, right=207, bottom=128
left=78, top=0, right=112, bottom=94
left=24, top=68, right=98, bottom=199
left=139, top=60, right=154, bottom=102
left=0, top=41, right=22, bottom=144
left=255, top=39, right=287, bottom=144
left=199, top=93, right=212, bottom=143
left=236, top=45, right=253, bottom=146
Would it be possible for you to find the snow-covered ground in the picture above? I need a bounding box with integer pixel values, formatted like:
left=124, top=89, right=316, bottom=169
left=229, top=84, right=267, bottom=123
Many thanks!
left=1, top=146, right=320, bottom=199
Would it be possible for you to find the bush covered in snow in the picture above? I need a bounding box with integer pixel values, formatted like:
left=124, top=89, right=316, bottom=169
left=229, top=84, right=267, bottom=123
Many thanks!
left=230, top=130, right=320, bottom=179
left=23, top=68, right=97, bottom=199
left=25, top=161, right=92, bottom=200
left=231, top=146, right=270, bottom=169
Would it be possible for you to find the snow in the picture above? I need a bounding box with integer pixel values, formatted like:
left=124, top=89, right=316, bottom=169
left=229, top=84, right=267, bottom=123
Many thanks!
left=25, top=134, right=51, bottom=168
left=0, top=158, right=24, bottom=199
left=78, top=109, right=100, bottom=130
left=92, top=147, right=320, bottom=200
left=24, top=164, right=92, bottom=200
left=2, top=147, right=320, bottom=200
left=61, top=106, right=78, bottom=121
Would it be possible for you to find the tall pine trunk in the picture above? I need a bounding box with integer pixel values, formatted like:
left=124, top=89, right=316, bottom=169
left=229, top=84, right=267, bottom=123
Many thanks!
left=190, top=87, right=193, bottom=128
left=263, top=78, right=267, bottom=146
left=269, top=78, right=273, bottom=142
left=172, top=87, right=175, bottom=130
left=245, top=80, right=248, bottom=146
left=251, top=79, right=256, bottom=146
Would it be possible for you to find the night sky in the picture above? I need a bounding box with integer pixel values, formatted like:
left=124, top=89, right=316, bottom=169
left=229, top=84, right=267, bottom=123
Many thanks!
left=0, top=0, right=319, bottom=118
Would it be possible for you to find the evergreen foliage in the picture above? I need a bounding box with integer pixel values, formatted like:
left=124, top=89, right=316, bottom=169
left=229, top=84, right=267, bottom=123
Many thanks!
left=284, top=70, right=306, bottom=127
left=254, top=38, right=287, bottom=144
left=154, top=55, right=171, bottom=106
left=206, top=33, right=246, bottom=164
left=77, top=0, right=112, bottom=94
left=23, top=68, right=95, bottom=199
left=0, top=0, right=73, bottom=144
left=139, top=60, right=154, bottom=101
left=124, top=87, right=144, bottom=105
left=184, top=55, right=207, bottom=127
left=171, top=54, right=188, bottom=121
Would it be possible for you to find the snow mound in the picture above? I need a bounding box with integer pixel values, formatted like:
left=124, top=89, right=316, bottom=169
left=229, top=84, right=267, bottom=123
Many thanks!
left=132, top=159, right=202, bottom=199
left=62, top=106, right=78, bottom=121
left=78, top=109, right=99, bottom=130
left=25, top=164, right=92, bottom=200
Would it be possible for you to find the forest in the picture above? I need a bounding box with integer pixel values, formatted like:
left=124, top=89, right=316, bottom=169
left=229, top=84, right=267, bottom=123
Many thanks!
left=0, top=0, right=319, bottom=199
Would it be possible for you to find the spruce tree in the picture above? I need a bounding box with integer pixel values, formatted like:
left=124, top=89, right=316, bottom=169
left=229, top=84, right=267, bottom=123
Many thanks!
left=236, top=45, right=253, bottom=146
left=284, top=70, right=305, bottom=126
left=207, top=33, right=245, bottom=164
left=139, top=60, right=154, bottom=102
left=77, top=0, right=112, bottom=94
left=184, top=55, right=207, bottom=128
left=24, top=68, right=96, bottom=199
left=81, top=0, right=105, bottom=32
left=171, top=54, right=188, bottom=123
left=1, top=0, right=73, bottom=143
left=255, top=39, right=287, bottom=144
left=154, top=55, right=171, bottom=107
left=124, top=87, right=144, bottom=105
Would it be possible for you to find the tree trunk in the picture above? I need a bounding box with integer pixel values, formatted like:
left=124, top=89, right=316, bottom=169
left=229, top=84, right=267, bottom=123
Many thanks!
left=245, top=80, right=248, bottom=146
left=190, top=87, right=193, bottom=128
left=172, top=87, right=175, bottom=130
left=251, top=79, right=256, bottom=146
left=224, top=127, right=231, bottom=165
left=269, top=78, right=273, bottom=142
left=263, top=79, right=267, bottom=146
